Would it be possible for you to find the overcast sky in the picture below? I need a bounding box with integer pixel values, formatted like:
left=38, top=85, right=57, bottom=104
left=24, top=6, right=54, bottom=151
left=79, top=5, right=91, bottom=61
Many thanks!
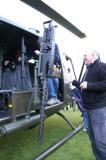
left=0, top=0, right=106, bottom=77
left=44, top=0, right=106, bottom=60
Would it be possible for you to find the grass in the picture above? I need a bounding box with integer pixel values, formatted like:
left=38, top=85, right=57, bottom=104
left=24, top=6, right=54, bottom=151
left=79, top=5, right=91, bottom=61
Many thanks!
left=0, top=109, right=95, bottom=160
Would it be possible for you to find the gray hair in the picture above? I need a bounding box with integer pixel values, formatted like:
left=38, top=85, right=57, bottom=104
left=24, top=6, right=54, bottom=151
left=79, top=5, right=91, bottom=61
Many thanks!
left=84, top=49, right=100, bottom=60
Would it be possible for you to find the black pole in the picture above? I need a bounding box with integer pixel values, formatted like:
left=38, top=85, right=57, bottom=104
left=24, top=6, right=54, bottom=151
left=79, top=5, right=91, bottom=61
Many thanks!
left=57, top=112, right=76, bottom=129
left=70, top=58, right=77, bottom=80
left=78, top=61, right=85, bottom=82
left=33, top=122, right=83, bottom=160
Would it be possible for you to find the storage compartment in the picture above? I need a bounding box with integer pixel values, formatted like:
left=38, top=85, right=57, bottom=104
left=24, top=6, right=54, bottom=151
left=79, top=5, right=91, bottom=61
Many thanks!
left=12, top=91, right=33, bottom=116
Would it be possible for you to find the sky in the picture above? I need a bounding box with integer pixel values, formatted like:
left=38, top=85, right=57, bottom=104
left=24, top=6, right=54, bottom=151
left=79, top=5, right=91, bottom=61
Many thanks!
left=0, top=0, right=106, bottom=77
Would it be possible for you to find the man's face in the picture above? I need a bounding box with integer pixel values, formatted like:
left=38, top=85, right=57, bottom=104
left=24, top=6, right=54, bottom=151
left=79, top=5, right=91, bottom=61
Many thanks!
left=83, top=53, right=93, bottom=65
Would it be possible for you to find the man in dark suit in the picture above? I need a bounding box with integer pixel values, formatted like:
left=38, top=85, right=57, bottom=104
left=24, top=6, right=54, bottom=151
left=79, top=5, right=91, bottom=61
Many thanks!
left=73, top=50, right=106, bottom=160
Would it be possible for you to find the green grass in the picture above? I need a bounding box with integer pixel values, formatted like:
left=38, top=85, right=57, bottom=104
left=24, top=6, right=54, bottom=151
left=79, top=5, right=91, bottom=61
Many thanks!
left=0, top=109, right=95, bottom=160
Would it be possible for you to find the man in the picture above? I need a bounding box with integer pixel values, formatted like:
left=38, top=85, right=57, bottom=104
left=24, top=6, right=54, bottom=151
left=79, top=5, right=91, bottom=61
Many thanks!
left=47, top=44, right=61, bottom=105
left=79, top=50, right=106, bottom=160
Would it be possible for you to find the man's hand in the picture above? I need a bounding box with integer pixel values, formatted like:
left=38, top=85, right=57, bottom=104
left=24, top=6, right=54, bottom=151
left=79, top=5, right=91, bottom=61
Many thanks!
left=80, top=81, right=87, bottom=89
left=4, top=60, right=10, bottom=66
